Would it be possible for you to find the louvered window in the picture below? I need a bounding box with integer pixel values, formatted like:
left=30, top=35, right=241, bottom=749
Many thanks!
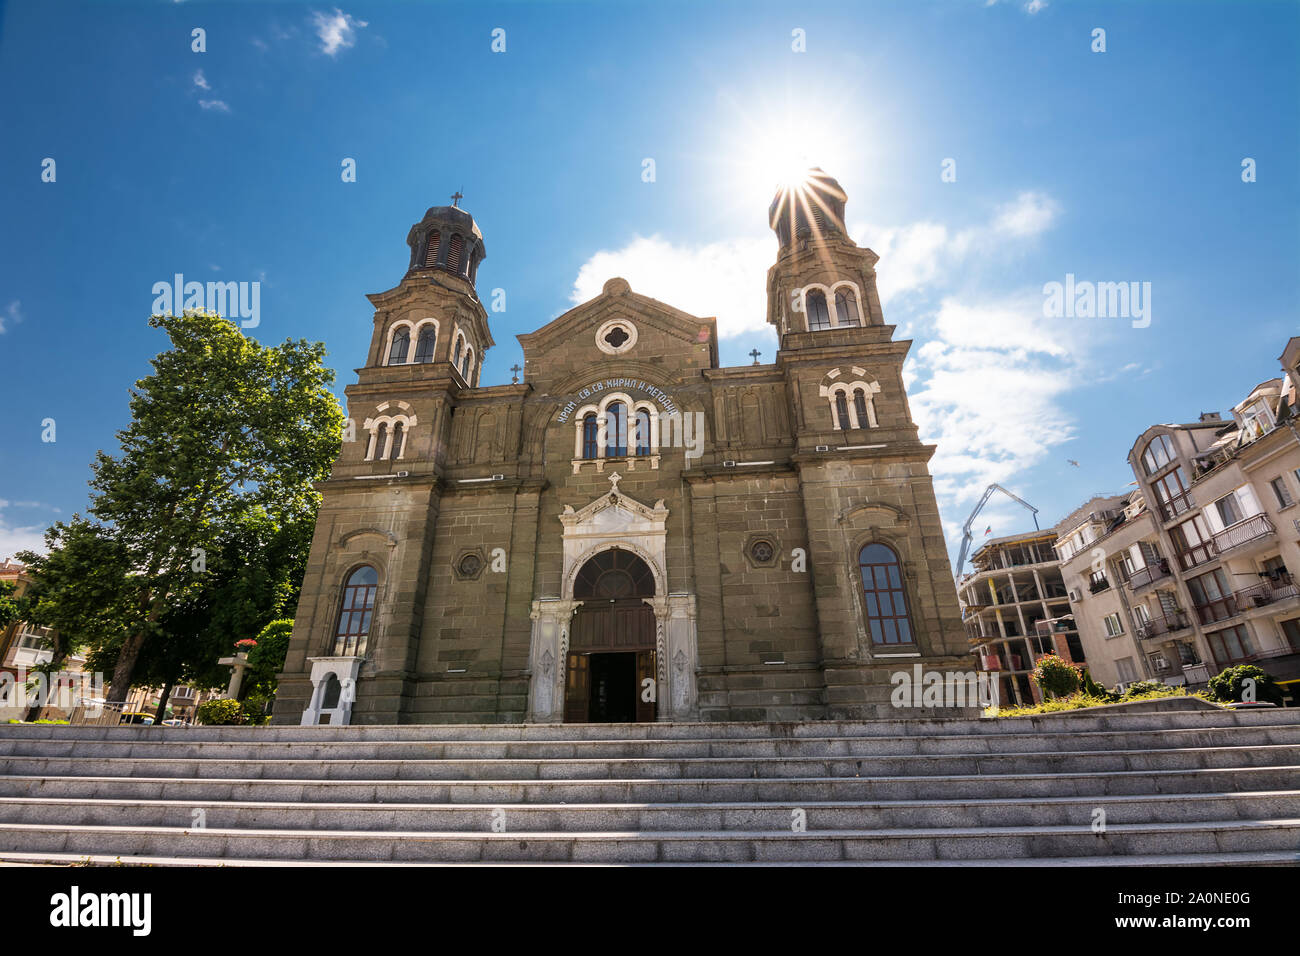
left=424, top=230, right=440, bottom=267
left=447, top=234, right=463, bottom=274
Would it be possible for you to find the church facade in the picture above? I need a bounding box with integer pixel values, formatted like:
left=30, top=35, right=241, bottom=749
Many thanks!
left=275, top=171, right=972, bottom=725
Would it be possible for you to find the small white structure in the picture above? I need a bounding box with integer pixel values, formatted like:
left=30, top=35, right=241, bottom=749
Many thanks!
left=300, top=656, right=364, bottom=726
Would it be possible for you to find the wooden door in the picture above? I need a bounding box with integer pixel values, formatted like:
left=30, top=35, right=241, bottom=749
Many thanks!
left=564, top=653, right=589, bottom=722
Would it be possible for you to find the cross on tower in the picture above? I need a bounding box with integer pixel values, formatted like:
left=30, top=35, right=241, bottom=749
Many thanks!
left=749, top=349, right=761, bottom=365
left=451, top=190, right=463, bottom=207
left=510, top=363, right=522, bottom=384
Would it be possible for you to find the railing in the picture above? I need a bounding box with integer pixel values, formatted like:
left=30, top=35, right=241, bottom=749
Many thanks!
left=1129, top=560, right=1171, bottom=591
left=1175, top=541, right=1217, bottom=571
left=1193, top=595, right=1240, bottom=627
left=1088, top=577, right=1111, bottom=594
left=1158, top=492, right=1194, bottom=523
left=1136, top=613, right=1192, bottom=640
left=1232, top=579, right=1300, bottom=610
left=1212, top=514, right=1276, bottom=554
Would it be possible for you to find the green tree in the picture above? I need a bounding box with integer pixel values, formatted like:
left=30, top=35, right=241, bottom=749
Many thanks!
left=1207, top=664, right=1284, bottom=706
left=1030, top=654, right=1081, bottom=700
left=19, top=311, right=341, bottom=705
left=0, top=580, right=27, bottom=630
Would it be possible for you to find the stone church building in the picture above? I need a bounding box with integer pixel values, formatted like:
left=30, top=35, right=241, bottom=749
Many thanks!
left=276, top=170, right=971, bottom=725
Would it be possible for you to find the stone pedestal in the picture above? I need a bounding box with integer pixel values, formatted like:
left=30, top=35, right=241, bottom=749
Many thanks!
left=300, top=656, right=366, bottom=726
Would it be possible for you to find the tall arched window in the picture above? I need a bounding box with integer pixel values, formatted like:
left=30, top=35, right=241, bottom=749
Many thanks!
left=605, top=402, right=628, bottom=457
left=835, top=289, right=861, bottom=327
left=424, top=230, right=440, bottom=267
left=334, top=565, right=378, bottom=656
left=452, top=335, right=463, bottom=368
left=854, top=388, right=870, bottom=427
left=460, top=346, right=472, bottom=380
left=373, top=423, right=388, bottom=460
left=859, top=543, right=913, bottom=645
left=633, top=408, right=652, bottom=455
left=582, top=414, right=599, bottom=459
left=1142, top=434, right=1176, bottom=475
left=414, top=326, right=436, bottom=363
left=387, top=328, right=410, bottom=365
left=389, top=421, right=404, bottom=460
left=835, top=392, right=850, bottom=430
left=806, top=291, right=832, bottom=331
left=447, top=234, right=463, bottom=274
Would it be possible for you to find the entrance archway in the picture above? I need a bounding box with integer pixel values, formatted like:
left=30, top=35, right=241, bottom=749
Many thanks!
left=564, top=549, right=657, bottom=722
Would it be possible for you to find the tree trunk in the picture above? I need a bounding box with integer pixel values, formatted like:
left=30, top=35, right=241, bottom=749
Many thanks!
left=106, top=629, right=148, bottom=704
left=154, top=681, right=173, bottom=724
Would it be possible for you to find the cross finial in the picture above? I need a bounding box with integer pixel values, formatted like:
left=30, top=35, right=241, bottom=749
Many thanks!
left=510, top=363, right=522, bottom=384
left=451, top=190, right=463, bottom=207
left=749, top=348, right=761, bottom=365
left=608, top=471, right=622, bottom=494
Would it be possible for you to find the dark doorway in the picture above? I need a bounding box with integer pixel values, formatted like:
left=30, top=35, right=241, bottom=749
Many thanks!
left=588, top=653, right=637, bottom=722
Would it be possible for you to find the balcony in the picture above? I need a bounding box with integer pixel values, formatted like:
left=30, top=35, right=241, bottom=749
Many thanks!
left=1128, top=560, right=1172, bottom=592
left=1193, top=594, right=1240, bottom=627
left=1158, top=492, right=1194, bottom=523
left=1233, top=579, right=1300, bottom=611
left=1136, top=613, right=1192, bottom=640
left=1087, top=577, right=1112, bottom=595
left=1212, top=514, right=1275, bottom=555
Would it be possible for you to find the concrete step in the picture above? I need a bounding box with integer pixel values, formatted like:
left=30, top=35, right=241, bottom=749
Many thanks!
left=1, top=790, right=1295, bottom=832
left=1, top=764, right=1297, bottom=805
left=2, top=724, right=1297, bottom=761
left=3, top=742, right=1295, bottom=782
left=3, top=818, right=1298, bottom=863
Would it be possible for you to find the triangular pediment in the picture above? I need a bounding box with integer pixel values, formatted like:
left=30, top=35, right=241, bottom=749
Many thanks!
left=560, top=472, right=669, bottom=533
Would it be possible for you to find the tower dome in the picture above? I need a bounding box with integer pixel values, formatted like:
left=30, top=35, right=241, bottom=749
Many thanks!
left=405, top=199, right=487, bottom=287
left=768, top=168, right=848, bottom=248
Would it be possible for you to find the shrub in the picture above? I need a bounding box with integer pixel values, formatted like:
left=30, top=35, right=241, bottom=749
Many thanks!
left=1207, top=664, right=1284, bottom=705
left=1081, top=669, right=1119, bottom=702
left=1120, top=680, right=1173, bottom=699
left=1030, top=654, right=1080, bottom=700
left=197, top=698, right=246, bottom=726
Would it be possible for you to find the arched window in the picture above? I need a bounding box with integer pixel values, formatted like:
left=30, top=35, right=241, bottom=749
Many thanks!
left=460, top=346, right=472, bottom=380
left=1142, top=434, right=1176, bottom=475
left=334, top=565, right=378, bottom=656
left=373, top=423, right=388, bottom=460
left=573, top=549, right=655, bottom=600
left=414, top=326, right=436, bottom=363
left=806, top=291, right=832, bottom=331
left=854, top=389, right=870, bottom=427
left=387, top=328, right=410, bottom=365
left=582, top=413, right=599, bottom=459
left=389, top=421, right=404, bottom=460
left=423, top=230, right=440, bottom=267
left=835, top=289, right=861, bottom=327
left=858, top=543, right=913, bottom=645
left=452, top=335, right=463, bottom=368
left=835, top=392, right=850, bottom=430
left=605, top=402, right=628, bottom=457
left=633, top=408, right=652, bottom=455
left=447, top=234, right=463, bottom=274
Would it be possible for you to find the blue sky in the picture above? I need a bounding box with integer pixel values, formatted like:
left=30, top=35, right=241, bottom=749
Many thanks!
left=0, top=0, right=1296, bottom=568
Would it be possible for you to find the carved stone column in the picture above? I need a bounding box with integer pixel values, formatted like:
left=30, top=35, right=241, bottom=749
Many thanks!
left=526, top=599, right=580, bottom=722
left=664, top=593, right=699, bottom=720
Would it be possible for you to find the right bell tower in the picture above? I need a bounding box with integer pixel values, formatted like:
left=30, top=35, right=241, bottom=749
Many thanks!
left=767, top=168, right=973, bottom=719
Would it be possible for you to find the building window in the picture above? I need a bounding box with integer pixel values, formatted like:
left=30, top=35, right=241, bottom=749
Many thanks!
left=1188, top=567, right=1235, bottom=625
left=853, top=389, right=870, bottom=427
left=16, top=626, right=51, bottom=650
left=447, top=233, right=463, bottom=274
left=750, top=540, right=775, bottom=563
left=1141, top=434, right=1176, bottom=475
left=1116, top=657, right=1137, bottom=683
left=1214, top=493, right=1243, bottom=528
left=858, top=542, right=913, bottom=644
left=1170, top=514, right=1215, bottom=570
left=414, top=326, right=437, bottom=363
left=805, top=291, right=832, bottom=331
left=1103, top=613, right=1123, bottom=637
left=333, top=566, right=378, bottom=656
left=634, top=408, right=651, bottom=455
left=1269, top=476, right=1294, bottom=509
left=389, top=421, right=404, bottom=460
left=1282, top=618, right=1300, bottom=653
left=424, top=230, right=440, bottom=267
left=582, top=414, right=599, bottom=459
left=835, top=392, right=850, bottom=430
left=605, top=402, right=628, bottom=457
left=372, top=423, right=388, bottom=461
left=1207, top=624, right=1255, bottom=667
left=1151, top=467, right=1192, bottom=521
left=387, top=328, right=410, bottom=365
left=460, top=345, right=473, bottom=380
left=834, top=289, right=861, bottom=326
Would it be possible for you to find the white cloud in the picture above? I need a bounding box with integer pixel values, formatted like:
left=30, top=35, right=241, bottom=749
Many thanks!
left=198, top=99, right=231, bottom=113
left=0, top=514, right=48, bottom=560
left=571, top=234, right=773, bottom=338
left=1025, top=0, right=1048, bottom=13
left=0, top=300, right=19, bottom=333
left=311, top=8, right=368, bottom=56
left=192, top=69, right=210, bottom=91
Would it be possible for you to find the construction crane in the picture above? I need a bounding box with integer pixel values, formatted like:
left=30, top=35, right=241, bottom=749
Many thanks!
left=954, top=483, right=1040, bottom=578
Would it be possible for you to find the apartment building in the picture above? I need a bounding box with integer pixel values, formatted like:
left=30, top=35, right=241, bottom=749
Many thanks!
left=958, top=530, right=1083, bottom=706
left=1058, top=336, right=1300, bottom=701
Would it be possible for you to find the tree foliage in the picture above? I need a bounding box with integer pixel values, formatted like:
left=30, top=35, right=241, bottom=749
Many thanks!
left=18, top=312, right=342, bottom=702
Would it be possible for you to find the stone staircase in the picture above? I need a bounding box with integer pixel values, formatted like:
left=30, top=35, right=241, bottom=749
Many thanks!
left=1, top=708, right=1298, bottom=865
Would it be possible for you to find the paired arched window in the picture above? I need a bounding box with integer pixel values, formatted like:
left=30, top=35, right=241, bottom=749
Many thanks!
left=573, top=397, right=659, bottom=462
left=835, top=393, right=850, bottom=430
left=389, top=422, right=405, bottom=460
left=828, top=382, right=879, bottom=429
left=372, top=423, right=388, bottom=460
left=859, top=543, right=913, bottom=645
left=806, top=291, right=832, bottom=331
left=634, top=408, right=652, bottom=456
left=853, top=389, right=870, bottom=426
left=423, top=230, right=440, bottom=267
left=387, top=328, right=410, bottom=365
left=414, top=326, right=437, bottom=363
left=364, top=412, right=416, bottom=461
left=582, top=414, right=599, bottom=459
left=605, top=402, right=628, bottom=457
left=334, top=565, right=378, bottom=656
left=835, top=289, right=861, bottom=326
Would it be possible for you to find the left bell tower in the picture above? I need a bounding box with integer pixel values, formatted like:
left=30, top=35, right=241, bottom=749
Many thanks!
left=277, top=197, right=495, bottom=725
